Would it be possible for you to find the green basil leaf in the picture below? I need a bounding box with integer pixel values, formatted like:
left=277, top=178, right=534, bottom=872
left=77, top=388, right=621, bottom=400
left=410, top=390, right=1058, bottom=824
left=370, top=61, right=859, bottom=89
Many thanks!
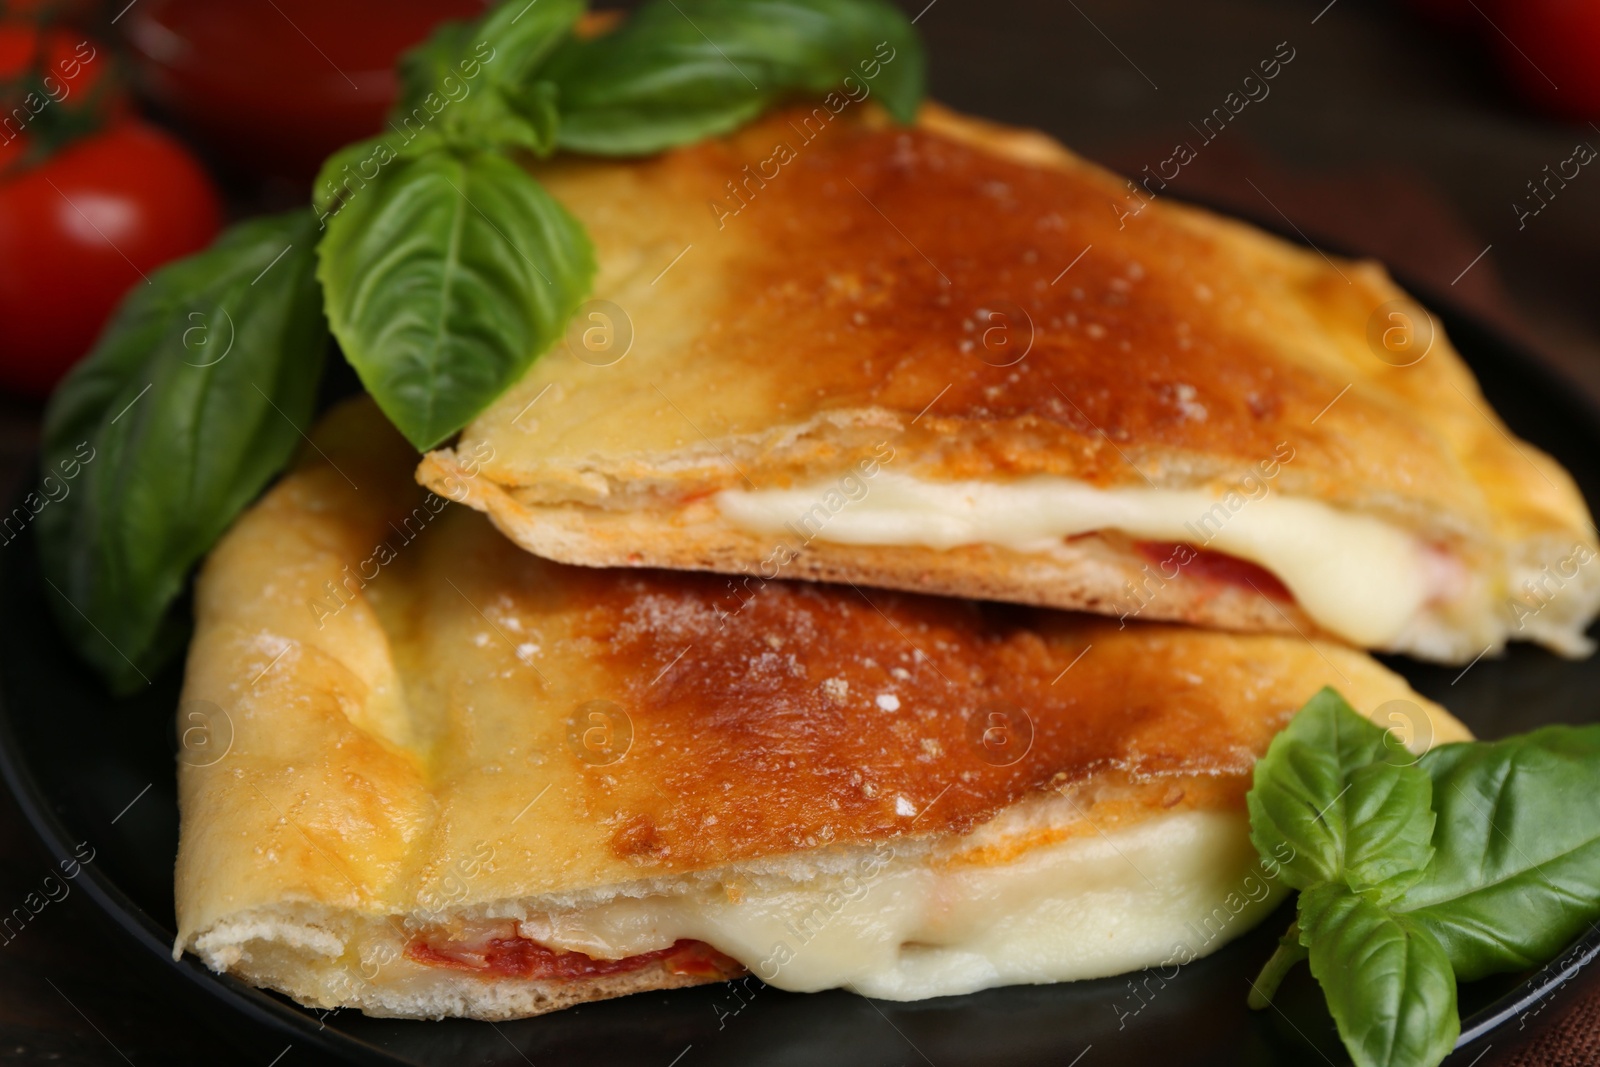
left=1396, top=726, right=1600, bottom=981
left=470, top=0, right=586, bottom=91
left=396, top=19, right=481, bottom=115
left=1343, top=761, right=1435, bottom=899
left=456, top=81, right=562, bottom=156
left=395, top=0, right=581, bottom=146
left=1247, top=758, right=1434, bottom=1008
left=1299, top=884, right=1459, bottom=1067
left=313, top=132, right=442, bottom=223
left=317, top=150, right=594, bottom=450
left=544, top=0, right=924, bottom=155
left=37, top=211, right=327, bottom=693
left=1247, top=688, right=1423, bottom=891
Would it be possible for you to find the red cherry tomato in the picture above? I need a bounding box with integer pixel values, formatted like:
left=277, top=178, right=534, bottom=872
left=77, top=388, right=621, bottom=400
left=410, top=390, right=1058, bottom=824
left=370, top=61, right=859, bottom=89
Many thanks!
left=125, top=0, right=487, bottom=181
left=0, top=22, right=35, bottom=78
left=0, top=22, right=119, bottom=111
left=0, top=120, right=221, bottom=395
left=0, top=22, right=127, bottom=175
left=1494, top=0, right=1600, bottom=121
left=0, top=129, right=27, bottom=177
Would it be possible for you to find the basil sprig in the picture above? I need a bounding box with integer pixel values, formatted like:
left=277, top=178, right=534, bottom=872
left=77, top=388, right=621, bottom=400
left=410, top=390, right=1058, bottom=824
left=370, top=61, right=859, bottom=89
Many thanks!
left=1247, top=689, right=1600, bottom=1067
left=314, top=0, right=592, bottom=449
left=38, top=0, right=926, bottom=687
left=318, top=0, right=923, bottom=449
left=37, top=212, right=327, bottom=693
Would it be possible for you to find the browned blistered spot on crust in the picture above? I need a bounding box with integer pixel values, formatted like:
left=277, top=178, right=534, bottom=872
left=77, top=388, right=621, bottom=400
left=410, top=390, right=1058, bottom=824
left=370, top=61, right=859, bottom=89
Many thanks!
left=610, top=813, right=672, bottom=863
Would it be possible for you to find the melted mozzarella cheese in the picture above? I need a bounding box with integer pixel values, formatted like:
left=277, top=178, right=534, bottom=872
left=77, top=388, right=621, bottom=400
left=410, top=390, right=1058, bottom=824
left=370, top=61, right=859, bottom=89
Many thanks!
left=714, top=473, right=1430, bottom=647
left=515, top=810, right=1281, bottom=1000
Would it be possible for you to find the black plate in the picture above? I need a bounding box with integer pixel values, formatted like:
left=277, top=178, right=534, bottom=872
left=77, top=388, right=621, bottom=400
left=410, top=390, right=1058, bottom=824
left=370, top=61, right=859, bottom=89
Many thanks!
left=4, top=302, right=1600, bottom=1066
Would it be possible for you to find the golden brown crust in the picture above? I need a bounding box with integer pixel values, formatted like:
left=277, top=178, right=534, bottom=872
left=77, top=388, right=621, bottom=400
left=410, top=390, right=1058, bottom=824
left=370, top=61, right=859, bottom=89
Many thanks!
left=425, top=102, right=1599, bottom=660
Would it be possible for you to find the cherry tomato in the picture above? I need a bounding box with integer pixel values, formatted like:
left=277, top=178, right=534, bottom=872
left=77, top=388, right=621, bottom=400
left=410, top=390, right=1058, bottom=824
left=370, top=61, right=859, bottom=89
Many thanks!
left=125, top=0, right=487, bottom=181
left=1493, top=0, right=1600, bottom=121
left=0, top=128, right=26, bottom=177
left=0, top=22, right=118, bottom=112
left=0, top=22, right=125, bottom=176
left=0, top=22, right=35, bottom=78
left=0, top=120, right=221, bottom=395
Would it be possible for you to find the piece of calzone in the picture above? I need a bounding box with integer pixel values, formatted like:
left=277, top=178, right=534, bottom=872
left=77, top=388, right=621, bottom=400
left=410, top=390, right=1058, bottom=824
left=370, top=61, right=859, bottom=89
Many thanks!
left=175, top=400, right=1469, bottom=1020
left=419, top=103, right=1599, bottom=664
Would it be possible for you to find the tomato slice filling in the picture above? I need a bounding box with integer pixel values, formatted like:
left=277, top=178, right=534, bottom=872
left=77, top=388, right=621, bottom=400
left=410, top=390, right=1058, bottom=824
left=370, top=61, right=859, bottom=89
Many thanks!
left=405, top=928, right=743, bottom=982
left=1133, top=541, right=1293, bottom=601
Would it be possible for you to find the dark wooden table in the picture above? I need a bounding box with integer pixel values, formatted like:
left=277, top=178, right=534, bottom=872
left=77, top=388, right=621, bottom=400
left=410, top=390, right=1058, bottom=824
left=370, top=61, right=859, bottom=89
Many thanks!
left=3, top=0, right=1599, bottom=1062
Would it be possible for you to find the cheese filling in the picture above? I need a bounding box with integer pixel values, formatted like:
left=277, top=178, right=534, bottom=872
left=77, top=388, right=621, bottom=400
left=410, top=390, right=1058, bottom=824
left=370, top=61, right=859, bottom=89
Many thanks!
left=714, top=472, right=1434, bottom=647
left=498, top=810, right=1280, bottom=1001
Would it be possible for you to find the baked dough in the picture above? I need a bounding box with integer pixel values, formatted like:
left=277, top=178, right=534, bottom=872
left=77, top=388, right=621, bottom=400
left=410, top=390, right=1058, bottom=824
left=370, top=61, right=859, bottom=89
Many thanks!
left=419, top=103, right=1599, bottom=664
left=175, top=400, right=1470, bottom=1019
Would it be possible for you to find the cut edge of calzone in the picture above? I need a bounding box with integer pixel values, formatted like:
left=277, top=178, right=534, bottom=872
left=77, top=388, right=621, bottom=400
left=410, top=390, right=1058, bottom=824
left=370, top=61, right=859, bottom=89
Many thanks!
left=175, top=399, right=1471, bottom=1021
left=418, top=102, right=1600, bottom=665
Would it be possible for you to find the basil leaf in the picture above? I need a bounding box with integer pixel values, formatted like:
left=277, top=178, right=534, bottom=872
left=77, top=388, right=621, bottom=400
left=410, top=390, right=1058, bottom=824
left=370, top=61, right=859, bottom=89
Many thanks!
left=544, top=0, right=924, bottom=155
left=37, top=211, right=327, bottom=693
left=396, top=19, right=481, bottom=115
left=1300, top=884, right=1459, bottom=1067
left=1247, top=745, right=1434, bottom=1006
left=313, top=132, right=442, bottom=224
left=1247, top=688, right=1425, bottom=891
left=395, top=0, right=581, bottom=147
left=1343, top=761, right=1435, bottom=899
left=317, top=150, right=594, bottom=450
left=456, top=80, right=562, bottom=156
left=469, top=0, right=585, bottom=92
left=1396, top=726, right=1600, bottom=981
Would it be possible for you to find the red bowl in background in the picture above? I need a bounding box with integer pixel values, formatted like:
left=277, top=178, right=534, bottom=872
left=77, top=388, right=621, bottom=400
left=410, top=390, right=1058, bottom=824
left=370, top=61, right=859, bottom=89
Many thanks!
left=123, top=0, right=486, bottom=182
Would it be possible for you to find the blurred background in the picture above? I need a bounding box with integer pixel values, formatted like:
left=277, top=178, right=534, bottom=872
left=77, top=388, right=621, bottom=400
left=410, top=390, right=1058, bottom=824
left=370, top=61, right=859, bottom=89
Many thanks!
left=1, top=0, right=1598, bottom=1062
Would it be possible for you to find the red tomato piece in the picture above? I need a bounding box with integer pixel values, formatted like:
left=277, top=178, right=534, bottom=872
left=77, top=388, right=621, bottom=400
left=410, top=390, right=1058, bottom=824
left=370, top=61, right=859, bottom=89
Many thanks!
left=0, top=120, right=221, bottom=394
left=1133, top=541, right=1294, bottom=602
